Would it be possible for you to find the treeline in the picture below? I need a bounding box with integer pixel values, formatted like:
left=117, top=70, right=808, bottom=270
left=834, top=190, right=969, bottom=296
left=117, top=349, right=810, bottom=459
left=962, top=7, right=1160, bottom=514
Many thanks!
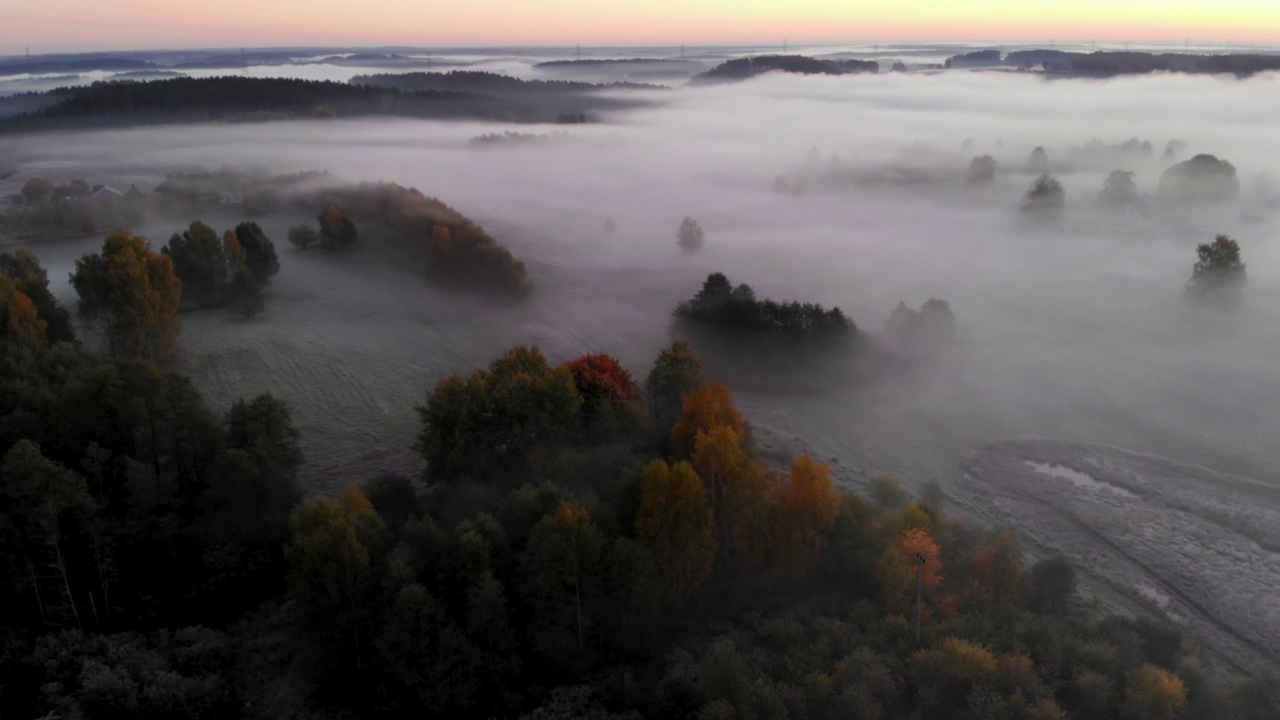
left=692, top=55, right=879, bottom=83
left=351, top=71, right=659, bottom=119
left=0, top=76, right=539, bottom=133
left=1, top=257, right=1276, bottom=718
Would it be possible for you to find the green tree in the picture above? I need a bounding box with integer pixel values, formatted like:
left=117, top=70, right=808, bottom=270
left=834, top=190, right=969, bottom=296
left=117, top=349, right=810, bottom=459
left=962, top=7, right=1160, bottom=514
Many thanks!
left=227, top=266, right=264, bottom=319
left=1022, top=173, right=1065, bottom=218
left=522, top=502, right=605, bottom=665
left=1098, top=170, right=1139, bottom=209
left=967, top=155, right=997, bottom=184
left=1185, top=234, right=1246, bottom=311
left=287, top=224, right=320, bottom=250
left=162, top=221, right=227, bottom=307
left=1028, top=553, right=1076, bottom=614
left=644, top=340, right=705, bottom=441
left=677, top=216, right=705, bottom=252
left=233, top=221, right=280, bottom=285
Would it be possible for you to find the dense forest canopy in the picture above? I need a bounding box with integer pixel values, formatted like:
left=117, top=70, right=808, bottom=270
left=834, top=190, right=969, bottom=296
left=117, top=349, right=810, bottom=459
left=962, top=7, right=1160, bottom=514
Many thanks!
left=0, top=76, right=539, bottom=133
left=1, top=258, right=1275, bottom=716
left=692, top=55, right=879, bottom=83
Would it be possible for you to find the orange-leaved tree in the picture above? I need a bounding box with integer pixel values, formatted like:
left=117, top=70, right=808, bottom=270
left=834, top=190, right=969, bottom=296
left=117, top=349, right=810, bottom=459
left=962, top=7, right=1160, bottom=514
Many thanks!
left=70, top=232, right=182, bottom=363
left=636, top=460, right=716, bottom=602
left=876, top=528, right=943, bottom=615
left=1124, top=665, right=1188, bottom=720
left=771, top=454, right=842, bottom=572
left=671, top=381, right=748, bottom=460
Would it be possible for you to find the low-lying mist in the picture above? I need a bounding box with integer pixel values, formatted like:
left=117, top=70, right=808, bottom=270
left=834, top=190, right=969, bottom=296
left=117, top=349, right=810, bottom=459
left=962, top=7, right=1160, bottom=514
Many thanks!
left=5, top=69, right=1277, bottom=481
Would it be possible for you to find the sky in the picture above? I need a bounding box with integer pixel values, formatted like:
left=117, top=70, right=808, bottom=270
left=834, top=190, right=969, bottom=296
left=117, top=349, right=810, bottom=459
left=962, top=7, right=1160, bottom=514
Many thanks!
left=5, top=0, right=1280, bottom=53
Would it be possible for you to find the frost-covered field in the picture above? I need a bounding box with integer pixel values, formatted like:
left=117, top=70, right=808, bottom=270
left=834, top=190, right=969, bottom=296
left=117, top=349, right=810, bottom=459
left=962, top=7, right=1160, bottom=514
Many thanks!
left=962, top=438, right=1280, bottom=672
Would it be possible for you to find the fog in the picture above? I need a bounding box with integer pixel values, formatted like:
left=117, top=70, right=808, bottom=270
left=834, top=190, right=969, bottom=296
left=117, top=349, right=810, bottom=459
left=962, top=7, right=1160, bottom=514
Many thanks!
left=3, top=68, right=1279, bottom=667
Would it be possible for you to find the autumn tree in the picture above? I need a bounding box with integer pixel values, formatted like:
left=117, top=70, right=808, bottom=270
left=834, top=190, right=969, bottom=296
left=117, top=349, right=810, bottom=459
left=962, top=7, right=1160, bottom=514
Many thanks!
left=1125, top=665, right=1188, bottom=720
left=876, top=528, right=942, bottom=614
left=0, top=249, right=74, bottom=344
left=677, top=216, right=705, bottom=252
left=71, top=232, right=182, bottom=363
left=771, top=455, right=841, bottom=572
left=560, top=352, right=643, bottom=440
left=1185, top=234, right=1246, bottom=311
left=644, top=340, right=705, bottom=440
left=670, top=382, right=748, bottom=460
left=286, top=489, right=386, bottom=673
left=288, top=224, right=320, bottom=250
left=163, top=221, right=228, bottom=308
left=319, top=204, right=359, bottom=250
left=690, top=424, right=770, bottom=564
left=635, top=460, right=716, bottom=601
left=21, top=177, right=55, bottom=204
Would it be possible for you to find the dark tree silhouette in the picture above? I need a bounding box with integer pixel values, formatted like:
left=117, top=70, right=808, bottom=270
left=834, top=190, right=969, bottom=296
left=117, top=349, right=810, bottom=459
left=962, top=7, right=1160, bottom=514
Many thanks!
left=1185, top=234, right=1246, bottom=311
left=677, top=217, right=705, bottom=252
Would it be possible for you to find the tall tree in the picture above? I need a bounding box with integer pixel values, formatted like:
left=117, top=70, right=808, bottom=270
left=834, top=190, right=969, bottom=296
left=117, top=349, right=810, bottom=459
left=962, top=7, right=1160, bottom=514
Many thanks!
left=233, top=222, right=280, bottom=285
left=677, top=216, right=706, bottom=252
left=162, top=221, right=228, bottom=307
left=635, top=460, right=716, bottom=602
left=771, top=455, right=841, bottom=572
left=644, top=340, right=705, bottom=441
left=70, top=232, right=182, bottom=363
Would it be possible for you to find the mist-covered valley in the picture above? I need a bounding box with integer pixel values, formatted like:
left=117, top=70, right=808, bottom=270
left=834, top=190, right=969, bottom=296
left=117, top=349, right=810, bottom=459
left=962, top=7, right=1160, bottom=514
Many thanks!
left=4, top=64, right=1280, bottom=690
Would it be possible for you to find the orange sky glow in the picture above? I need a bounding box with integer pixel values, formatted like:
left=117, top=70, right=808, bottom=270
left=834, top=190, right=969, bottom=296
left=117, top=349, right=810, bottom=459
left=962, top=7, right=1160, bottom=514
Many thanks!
left=4, top=0, right=1280, bottom=53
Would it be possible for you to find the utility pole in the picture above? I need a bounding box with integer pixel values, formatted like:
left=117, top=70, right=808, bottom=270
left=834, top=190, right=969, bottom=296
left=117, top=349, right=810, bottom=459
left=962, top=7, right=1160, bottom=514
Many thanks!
left=576, top=44, right=581, bottom=61
left=783, top=38, right=787, bottom=53
left=915, top=553, right=925, bottom=647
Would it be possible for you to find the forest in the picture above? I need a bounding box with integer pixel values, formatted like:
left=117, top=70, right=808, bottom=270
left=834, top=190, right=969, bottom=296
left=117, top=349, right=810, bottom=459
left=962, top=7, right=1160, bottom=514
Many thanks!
left=1, top=243, right=1277, bottom=718
left=351, top=71, right=659, bottom=118
left=692, top=55, right=880, bottom=83
left=0, top=76, right=539, bottom=132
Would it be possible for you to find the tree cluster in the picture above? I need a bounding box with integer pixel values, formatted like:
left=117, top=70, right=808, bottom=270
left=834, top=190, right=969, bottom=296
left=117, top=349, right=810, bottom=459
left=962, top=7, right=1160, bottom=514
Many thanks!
left=159, top=220, right=279, bottom=318
left=304, top=182, right=531, bottom=300
left=70, top=232, right=182, bottom=363
left=883, top=298, right=958, bottom=358
left=674, top=272, right=857, bottom=346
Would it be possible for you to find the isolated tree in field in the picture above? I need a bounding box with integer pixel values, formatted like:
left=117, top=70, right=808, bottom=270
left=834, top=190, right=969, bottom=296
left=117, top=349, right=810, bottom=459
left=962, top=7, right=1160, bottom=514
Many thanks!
left=966, top=155, right=997, bottom=184
left=163, top=221, right=228, bottom=307
left=0, top=249, right=74, bottom=344
left=1026, top=146, right=1050, bottom=174
left=233, top=222, right=280, bottom=284
left=319, top=204, right=359, bottom=250
left=1021, top=173, right=1065, bottom=219
left=1185, top=234, right=1246, bottom=310
left=636, top=460, right=716, bottom=602
left=1097, top=170, right=1139, bottom=209
left=71, top=232, right=182, bottom=362
left=21, top=177, right=55, bottom=205
left=288, top=224, right=320, bottom=250
left=1028, top=553, right=1076, bottom=613
left=677, top=216, right=705, bottom=252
